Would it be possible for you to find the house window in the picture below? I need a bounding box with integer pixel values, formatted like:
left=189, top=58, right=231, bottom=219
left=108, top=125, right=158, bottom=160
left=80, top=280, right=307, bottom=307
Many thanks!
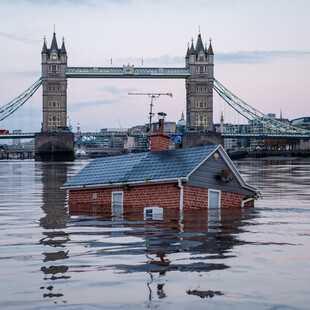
left=111, top=191, right=124, bottom=219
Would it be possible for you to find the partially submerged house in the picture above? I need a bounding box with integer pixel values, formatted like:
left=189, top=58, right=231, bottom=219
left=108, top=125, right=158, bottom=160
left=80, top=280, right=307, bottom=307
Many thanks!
left=62, top=125, right=259, bottom=215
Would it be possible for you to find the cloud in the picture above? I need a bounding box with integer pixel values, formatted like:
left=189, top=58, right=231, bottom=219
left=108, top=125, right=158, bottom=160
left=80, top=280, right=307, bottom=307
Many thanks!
left=2, top=0, right=130, bottom=6
left=95, top=85, right=139, bottom=94
left=0, top=71, right=41, bottom=78
left=69, top=98, right=124, bottom=112
left=0, top=31, right=40, bottom=44
left=119, top=50, right=310, bottom=67
left=2, top=0, right=94, bottom=5
left=216, top=50, right=310, bottom=64
left=116, top=55, right=184, bottom=67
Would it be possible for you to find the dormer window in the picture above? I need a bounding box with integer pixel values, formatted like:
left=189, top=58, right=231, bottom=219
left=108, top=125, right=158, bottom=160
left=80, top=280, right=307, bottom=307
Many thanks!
left=199, top=56, right=204, bottom=61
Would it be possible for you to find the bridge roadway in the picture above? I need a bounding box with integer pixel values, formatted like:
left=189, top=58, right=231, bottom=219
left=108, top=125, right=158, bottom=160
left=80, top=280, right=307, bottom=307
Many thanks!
left=0, top=132, right=148, bottom=140
left=222, top=132, right=310, bottom=139
left=1, top=131, right=310, bottom=140
left=66, top=67, right=191, bottom=79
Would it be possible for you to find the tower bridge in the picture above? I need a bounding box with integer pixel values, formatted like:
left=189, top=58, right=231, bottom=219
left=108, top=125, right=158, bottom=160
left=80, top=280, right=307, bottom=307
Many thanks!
left=40, top=30, right=214, bottom=136
left=1, top=30, right=309, bottom=160
left=66, top=66, right=191, bottom=79
left=37, top=30, right=214, bottom=160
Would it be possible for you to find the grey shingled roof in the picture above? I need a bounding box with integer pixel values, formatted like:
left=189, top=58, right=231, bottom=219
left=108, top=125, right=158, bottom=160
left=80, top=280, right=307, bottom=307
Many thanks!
left=63, top=145, right=219, bottom=188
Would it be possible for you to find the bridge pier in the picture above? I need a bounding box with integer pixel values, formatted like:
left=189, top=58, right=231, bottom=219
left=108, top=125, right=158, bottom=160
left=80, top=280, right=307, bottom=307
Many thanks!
left=35, top=132, right=74, bottom=161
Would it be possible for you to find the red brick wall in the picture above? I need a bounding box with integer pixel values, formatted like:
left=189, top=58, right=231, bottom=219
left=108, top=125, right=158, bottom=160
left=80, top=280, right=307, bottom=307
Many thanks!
left=183, top=184, right=208, bottom=209
left=221, top=191, right=254, bottom=208
left=68, top=183, right=255, bottom=214
left=182, top=184, right=254, bottom=209
left=69, top=183, right=181, bottom=211
left=149, top=133, right=171, bottom=151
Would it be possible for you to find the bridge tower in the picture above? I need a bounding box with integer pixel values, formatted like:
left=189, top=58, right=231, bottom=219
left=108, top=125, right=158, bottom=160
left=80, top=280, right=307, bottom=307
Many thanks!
left=35, top=32, right=74, bottom=161
left=185, top=31, right=214, bottom=131
left=41, top=32, right=68, bottom=132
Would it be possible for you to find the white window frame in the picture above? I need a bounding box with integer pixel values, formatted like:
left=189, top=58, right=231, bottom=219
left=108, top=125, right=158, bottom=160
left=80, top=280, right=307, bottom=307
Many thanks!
left=208, top=189, right=221, bottom=208
left=111, top=191, right=123, bottom=205
left=111, top=191, right=124, bottom=219
left=208, top=189, right=222, bottom=231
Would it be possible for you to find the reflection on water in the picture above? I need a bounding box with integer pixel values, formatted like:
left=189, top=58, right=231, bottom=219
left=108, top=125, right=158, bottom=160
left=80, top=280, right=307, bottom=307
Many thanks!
left=0, top=158, right=310, bottom=309
left=39, top=163, right=71, bottom=302
left=235, top=158, right=310, bottom=207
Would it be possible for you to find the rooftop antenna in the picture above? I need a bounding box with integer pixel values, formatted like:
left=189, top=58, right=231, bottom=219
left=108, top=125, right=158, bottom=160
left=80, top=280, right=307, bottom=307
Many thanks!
left=128, top=92, right=172, bottom=133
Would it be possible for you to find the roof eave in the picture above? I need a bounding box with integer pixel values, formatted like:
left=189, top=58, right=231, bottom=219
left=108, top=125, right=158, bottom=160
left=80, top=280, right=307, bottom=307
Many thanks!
left=186, top=145, right=260, bottom=195
left=61, top=177, right=188, bottom=191
left=217, top=146, right=260, bottom=194
left=186, top=145, right=220, bottom=178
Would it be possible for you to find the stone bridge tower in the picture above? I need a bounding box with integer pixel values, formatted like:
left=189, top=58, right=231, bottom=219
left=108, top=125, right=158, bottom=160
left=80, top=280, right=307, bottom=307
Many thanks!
left=185, top=31, right=214, bottom=132
left=41, top=32, right=68, bottom=132
left=35, top=32, right=74, bottom=161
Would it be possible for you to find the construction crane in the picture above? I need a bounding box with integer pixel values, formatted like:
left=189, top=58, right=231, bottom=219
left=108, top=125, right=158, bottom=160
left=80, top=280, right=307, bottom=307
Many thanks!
left=128, top=92, right=172, bottom=132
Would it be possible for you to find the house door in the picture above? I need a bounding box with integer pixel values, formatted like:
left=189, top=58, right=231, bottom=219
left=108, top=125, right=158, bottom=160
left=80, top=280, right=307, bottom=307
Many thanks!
left=111, top=192, right=124, bottom=220
left=208, top=190, right=221, bottom=208
left=208, top=189, right=221, bottom=231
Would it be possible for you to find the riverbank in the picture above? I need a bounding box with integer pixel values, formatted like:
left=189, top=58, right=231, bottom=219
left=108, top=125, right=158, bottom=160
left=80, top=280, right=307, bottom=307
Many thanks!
left=247, top=150, right=310, bottom=158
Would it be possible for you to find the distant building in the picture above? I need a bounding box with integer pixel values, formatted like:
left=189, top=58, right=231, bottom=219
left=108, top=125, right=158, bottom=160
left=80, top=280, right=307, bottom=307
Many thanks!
left=176, top=111, right=187, bottom=133
left=108, top=137, right=124, bottom=149
left=12, top=129, right=22, bottom=146
left=267, top=113, right=276, bottom=118
left=151, top=121, right=176, bottom=134
left=291, top=117, right=310, bottom=129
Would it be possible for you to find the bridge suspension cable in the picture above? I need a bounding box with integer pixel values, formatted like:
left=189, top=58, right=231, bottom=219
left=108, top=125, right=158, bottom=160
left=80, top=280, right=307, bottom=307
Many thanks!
left=0, top=77, right=42, bottom=122
left=213, top=78, right=309, bottom=135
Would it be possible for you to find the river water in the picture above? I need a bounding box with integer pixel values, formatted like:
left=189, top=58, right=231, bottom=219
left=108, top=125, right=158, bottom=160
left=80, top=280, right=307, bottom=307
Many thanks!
left=0, top=158, right=309, bottom=309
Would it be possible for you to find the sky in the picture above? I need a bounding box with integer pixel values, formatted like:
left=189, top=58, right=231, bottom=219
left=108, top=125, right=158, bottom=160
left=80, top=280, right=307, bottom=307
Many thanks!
left=0, top=0, right=310, bottom=133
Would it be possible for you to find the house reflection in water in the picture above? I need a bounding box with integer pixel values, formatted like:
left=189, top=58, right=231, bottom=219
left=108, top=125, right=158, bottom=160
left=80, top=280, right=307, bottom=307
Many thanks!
left=68, top=205, right=255, bottom=303
left=39, top=163, right=70, bottom=302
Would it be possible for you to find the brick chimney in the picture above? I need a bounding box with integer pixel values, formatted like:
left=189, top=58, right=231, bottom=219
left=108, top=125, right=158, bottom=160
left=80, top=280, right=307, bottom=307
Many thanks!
left=150, top=112, right=171, bottom=151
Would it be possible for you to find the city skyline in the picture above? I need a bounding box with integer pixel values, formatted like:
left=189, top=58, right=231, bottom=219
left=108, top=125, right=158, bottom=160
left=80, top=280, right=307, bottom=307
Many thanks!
left=1, top=0, right=310, bottom=132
